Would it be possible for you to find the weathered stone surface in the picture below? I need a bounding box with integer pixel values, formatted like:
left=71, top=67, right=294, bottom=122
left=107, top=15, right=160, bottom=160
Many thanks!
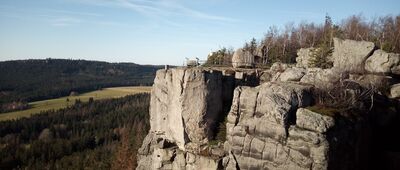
left=137, top=64, right=385, bottom=170
left=392, top=65, right=400, bottom=75
left=185, top=154, right=221, bottom=170
left=137, top=146, right=222, bottom=170
left=390, top=84, right=400, bottom=98
left=296, top=108, right=335, bottom=133
left=233, top=70, right=260, bottom=87
left=332, top=38, right=375, bottom=73
left=137, top=67, right=259, bottom=170
left=224, top=82, right=316, bottom=169
left=232, top=48, right=254, bottom=68
left=270, top=62, right=291, bottom=72
left=227, top=82, right=313, bottom=128
left=222, top=152, right=238, bottom=170
left=279, top=67, right=306, bottom=81
left=260, top=70, right=274, bottom=83
left=172, top=151, right=186, bottom=170
left=150, top=68, right=228, bottom=150
left=365, top=49, right=400, bottom=74
left=300, top=68, right=348, bottom=89
left=296, top=47, right=315, bottom=68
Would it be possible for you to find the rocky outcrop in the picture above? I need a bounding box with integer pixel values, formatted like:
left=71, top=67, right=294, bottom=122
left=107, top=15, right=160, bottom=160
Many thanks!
left=137, top=133, right=223, bottom=170
left=300, top=68, right=348, bottom=89
left=365, top=49, right=400, bottom=74
left=149, top=68, right=229, bottom=150
left=224, top=83, right=335, bottom=170
left=223, top=84, right=371, bottom=170
left=296, top=108, right=335, bottom=133
left=332, top=38, right=375, bottom=73
left=137, top=38, right=400, bottom=170
left=232, top=48, right=254, bottom=68
left=137, top=67, right=259, bottom=169
left=270, top=62, right=291, bottom=72
left=278, top=67, right=306, bottom=82
left=390, top=83, right=400, bottom=98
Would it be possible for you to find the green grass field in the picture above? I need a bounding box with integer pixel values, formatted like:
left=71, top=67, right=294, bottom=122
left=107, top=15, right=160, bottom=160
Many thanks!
left=0, top=86, right=152, bottom=121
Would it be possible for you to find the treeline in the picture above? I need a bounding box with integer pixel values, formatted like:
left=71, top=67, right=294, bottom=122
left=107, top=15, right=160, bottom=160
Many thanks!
left=0, top=59, right=162, bottom=111
left=207, top=14, right=400, bottom=66
left=0, top=93, right=150, bottom=169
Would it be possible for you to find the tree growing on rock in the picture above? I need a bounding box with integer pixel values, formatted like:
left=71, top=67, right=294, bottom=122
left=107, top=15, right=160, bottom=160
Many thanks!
left=205, top=47, right=234, bottom=66
left=308, top=44, right=333, bottom=69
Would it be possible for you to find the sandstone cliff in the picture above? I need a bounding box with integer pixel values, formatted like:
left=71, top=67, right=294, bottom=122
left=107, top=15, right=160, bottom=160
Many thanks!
left=137, top=38, right=400, bottom=170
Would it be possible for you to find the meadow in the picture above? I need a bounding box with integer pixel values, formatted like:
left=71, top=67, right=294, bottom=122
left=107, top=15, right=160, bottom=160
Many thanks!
left=0, top=86, right=151, bottom=121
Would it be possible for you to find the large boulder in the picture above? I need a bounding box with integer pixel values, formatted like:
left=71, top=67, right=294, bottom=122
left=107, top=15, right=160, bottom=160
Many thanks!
left=232, top=48, right=254, bottom=68
left=296, top=108, right=335, bottom=133
left=226, top=82, right=313, bottom=129
left=390, top=84, right=400, bottom=98
left=278, top=67, right=306, bottom=82
left=365, top=49, right=400, bottom=74
left=392, top=65, right=400, bottom=75
left=270, top=62, right=291, bottom=72
left=332, top=38, right=375, bottom=73
left=300, top=68, right=348, bottom=89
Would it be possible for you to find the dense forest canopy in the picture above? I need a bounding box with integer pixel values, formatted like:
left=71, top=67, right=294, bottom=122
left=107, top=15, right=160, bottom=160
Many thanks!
left=206, top=14, right=400, bottom=66
left=0, top=93, right=150, bottom=170
left=0, top=59, right=162, bottom=112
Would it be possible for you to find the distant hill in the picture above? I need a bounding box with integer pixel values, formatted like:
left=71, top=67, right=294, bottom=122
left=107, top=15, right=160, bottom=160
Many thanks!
left=0, top=59, right=163, bottom=106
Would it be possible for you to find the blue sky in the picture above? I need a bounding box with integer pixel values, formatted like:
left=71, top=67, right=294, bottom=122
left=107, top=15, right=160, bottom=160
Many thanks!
left=0, top=0, right=399, bottom=65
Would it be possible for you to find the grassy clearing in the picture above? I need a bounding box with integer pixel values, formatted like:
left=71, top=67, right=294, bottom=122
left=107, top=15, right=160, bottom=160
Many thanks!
left=0, top=86, right=151, bottom=121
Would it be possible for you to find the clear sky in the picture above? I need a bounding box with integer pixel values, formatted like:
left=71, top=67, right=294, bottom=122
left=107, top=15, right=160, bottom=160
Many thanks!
left=0, top=0, right=399, bottom=65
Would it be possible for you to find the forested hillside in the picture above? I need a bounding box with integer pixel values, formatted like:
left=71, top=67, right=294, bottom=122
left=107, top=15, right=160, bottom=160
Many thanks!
left=0, top=93, right=150, bottom=170
left=206, top=14, right=400, bottom=66
left=0, top=59, right=162, bottom=112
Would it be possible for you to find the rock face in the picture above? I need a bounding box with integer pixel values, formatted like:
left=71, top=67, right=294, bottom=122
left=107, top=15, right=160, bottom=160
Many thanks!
left=223, top=83, right=370, bottom=170
left=332, top=38, right=375, bottom=73
left=296, top=108, right=335, bottom=133
left=137, top=133, right=223, bottom=170
left=137, top=38, right=400, bottom=170
left=150, top=68, right=227, bottom=150
left=390, top=84, right=400, bottom=98
left=300, top=68, right=347, bottom=89
left=270, top=62, right=291, bottom=72
left=232, top=48, right=254, bottom=68
left=278, top=67, right=306, bottom=82
left=137, top=67, right=258, bottom=170
left=224, top=82, right=333, bottom=170
left=365, top=49, right=400, bottom=74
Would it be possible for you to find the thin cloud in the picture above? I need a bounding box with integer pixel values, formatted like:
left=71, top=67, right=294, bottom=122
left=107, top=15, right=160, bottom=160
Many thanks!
left=0, top=4, right=117, bottom=27
left=45, top=9, right=102, bottom=17
left=51, top=17, right=82, bottom=27
left=77, top=0, right=237, bottom=22
left=177, top=5, right=237, bottom=22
